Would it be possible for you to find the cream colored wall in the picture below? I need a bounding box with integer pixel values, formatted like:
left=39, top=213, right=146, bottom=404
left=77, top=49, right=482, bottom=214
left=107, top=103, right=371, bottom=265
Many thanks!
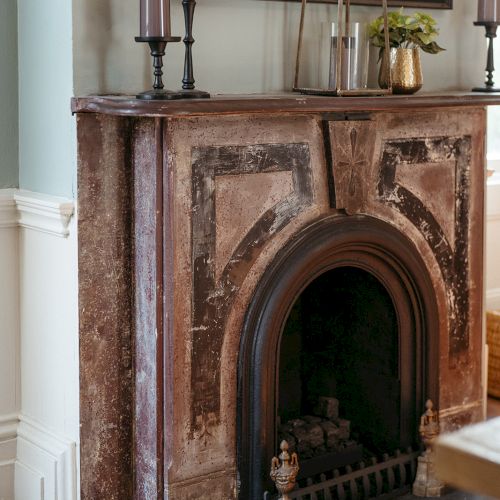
left=73, top=0, right=485, bottom=96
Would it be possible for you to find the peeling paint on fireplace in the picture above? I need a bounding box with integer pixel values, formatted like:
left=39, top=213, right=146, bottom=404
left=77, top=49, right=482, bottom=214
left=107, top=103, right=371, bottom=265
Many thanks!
left=377, top=136, right=472, bottom=358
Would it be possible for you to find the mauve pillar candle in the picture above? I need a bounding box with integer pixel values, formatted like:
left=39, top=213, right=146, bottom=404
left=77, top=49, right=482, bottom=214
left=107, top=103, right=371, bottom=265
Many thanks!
left=140, top=0, right=171, bottom=37
left=478, top=0, right=500, bottom=23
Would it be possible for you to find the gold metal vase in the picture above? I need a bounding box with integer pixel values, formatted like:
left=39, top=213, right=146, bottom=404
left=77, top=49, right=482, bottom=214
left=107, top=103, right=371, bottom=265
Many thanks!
left=379, top=47, right=423, bottom=95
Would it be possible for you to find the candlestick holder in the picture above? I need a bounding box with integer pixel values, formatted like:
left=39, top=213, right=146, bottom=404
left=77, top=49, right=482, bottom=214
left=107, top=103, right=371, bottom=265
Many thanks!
left=473, top=22, right=500, bottom=92
left=135, top=36, right=185, bottom=100
left=178, top=0, right=210, bottom=99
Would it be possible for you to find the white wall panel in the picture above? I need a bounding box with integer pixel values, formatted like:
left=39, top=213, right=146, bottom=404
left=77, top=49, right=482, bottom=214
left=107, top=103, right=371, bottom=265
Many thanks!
left=0, top=189, right=78, bottom=500
left=16, top=191, right=78, bottom=500
left=14, top=462, right=43, bottom=500
left=18, top=205, right=78, bottom=441
left=15, top=417, right=76, bottom=500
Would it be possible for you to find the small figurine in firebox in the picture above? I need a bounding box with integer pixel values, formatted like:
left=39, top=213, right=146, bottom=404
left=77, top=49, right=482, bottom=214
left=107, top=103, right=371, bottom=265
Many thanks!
left=420, top=399, right=440, bottom=451
left=270, top=440, right=300, bottom=500
left=413, top=399, right=445, bottom=497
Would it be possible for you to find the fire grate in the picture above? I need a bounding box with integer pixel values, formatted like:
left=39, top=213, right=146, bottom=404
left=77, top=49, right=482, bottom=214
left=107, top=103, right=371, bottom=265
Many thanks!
left=264, top=448, right=420, bottom=500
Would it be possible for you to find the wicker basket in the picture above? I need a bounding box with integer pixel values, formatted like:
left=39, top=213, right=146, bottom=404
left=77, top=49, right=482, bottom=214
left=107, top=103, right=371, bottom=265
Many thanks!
left=487, top=311, right=500, bottom=399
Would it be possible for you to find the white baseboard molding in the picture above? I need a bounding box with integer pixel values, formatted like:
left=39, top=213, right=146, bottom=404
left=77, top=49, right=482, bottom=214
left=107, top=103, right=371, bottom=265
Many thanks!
left=0, top=188, right=74, bottom=237
left=487, top=288, right=500, bottom=312
left=16, top=415, right=77, bottom=500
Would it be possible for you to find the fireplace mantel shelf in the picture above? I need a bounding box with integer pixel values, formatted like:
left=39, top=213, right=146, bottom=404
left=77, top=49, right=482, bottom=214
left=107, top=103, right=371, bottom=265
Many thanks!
left=72, top=91, right=500, bottom=118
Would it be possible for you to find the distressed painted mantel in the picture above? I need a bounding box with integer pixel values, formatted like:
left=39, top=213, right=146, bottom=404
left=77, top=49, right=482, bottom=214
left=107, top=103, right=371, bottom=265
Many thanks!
left=73, top=93, right=498, bottom=500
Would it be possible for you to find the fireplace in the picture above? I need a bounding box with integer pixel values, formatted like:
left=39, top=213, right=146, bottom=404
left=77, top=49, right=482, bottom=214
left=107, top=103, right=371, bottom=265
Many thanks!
left=238, top=214, right=439, bottom=498
left=74, top=95, right=488, bottom=499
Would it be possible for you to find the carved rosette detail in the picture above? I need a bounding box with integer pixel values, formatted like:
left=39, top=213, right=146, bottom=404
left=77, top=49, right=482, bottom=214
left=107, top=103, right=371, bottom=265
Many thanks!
left=338, top=128, right=367, bottom=197
left=328, top=120, right=376, bottom=214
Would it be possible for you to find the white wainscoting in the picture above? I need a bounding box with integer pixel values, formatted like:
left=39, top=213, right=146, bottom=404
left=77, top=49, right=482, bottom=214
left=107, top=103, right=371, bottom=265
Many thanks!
left=487, top=177, right=500, bottom=311
left=15, top=417, right=77, bottom=500
left=17, top=190, right=79, bottom=500
left=0, top=189, right=78, bottom=500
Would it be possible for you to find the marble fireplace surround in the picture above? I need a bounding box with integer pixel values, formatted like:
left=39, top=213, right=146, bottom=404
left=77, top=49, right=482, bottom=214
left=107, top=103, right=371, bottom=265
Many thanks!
left=73, top=93, right=496, bottom=500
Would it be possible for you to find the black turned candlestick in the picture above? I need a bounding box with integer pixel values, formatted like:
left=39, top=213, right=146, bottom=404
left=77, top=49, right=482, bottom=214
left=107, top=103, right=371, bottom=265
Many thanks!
left=135, top=36, right=185, bottom=100
left=179, top=0, right=210, bottom=98
left=473, top=22, right=500, bottom=92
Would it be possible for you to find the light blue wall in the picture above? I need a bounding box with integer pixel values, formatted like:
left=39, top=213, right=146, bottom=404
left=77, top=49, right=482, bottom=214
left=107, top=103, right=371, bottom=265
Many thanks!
left=0, top=0, right=19, bottom=188
left=18, top=0, right=75, bottom=199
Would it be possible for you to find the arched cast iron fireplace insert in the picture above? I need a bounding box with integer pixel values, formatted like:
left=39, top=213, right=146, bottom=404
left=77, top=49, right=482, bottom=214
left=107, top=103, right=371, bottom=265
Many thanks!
left=237, top=214, right=440, bottom=499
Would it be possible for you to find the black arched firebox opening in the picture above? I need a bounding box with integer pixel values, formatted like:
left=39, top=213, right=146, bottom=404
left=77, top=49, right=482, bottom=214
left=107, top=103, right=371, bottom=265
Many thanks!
left=237, top=215, right=440, bottom=499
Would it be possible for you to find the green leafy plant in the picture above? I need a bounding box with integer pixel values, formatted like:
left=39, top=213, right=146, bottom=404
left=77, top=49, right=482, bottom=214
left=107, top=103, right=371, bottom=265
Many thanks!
left=368, top=9, right=445, bottom=57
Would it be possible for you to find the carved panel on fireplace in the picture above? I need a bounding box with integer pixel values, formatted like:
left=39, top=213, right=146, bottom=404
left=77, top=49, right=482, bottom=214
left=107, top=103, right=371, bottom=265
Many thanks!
left=378, top=136, right=472, bottom=358
left=191, top=143, right=313, bottom=434
left=329, top=120, right=473, bottom=359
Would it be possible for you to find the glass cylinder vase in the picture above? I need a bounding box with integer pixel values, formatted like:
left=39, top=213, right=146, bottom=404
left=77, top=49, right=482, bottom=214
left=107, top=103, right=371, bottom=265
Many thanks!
left=329, top=22, right=369, bottom=91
